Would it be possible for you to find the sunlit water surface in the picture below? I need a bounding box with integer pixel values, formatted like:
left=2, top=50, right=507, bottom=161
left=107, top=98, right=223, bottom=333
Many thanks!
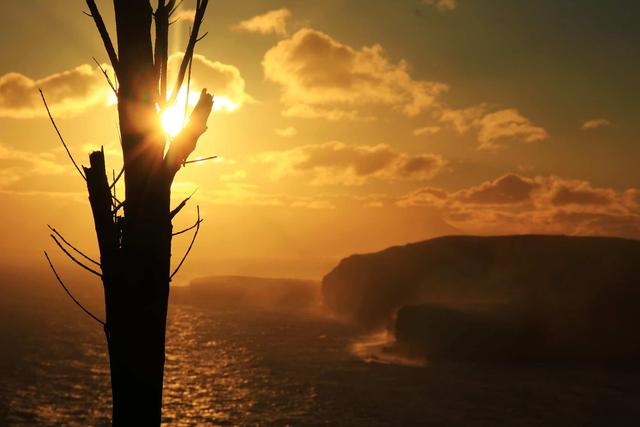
left=1, top=303, right=639, bottom=426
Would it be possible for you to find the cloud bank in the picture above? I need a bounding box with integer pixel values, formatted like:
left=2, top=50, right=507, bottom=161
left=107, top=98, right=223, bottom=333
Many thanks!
left=398, top=174, right=640, bottom=238
left=256, top=141, right=445, bottom=186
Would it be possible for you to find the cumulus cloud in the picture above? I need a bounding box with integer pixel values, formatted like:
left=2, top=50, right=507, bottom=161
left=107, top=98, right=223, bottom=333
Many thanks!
left=263, top=28, right=448, bottom=120
left=255, top=141, right=445, bottom=186
left=0, top=143, right=66, bottom=189
left=168, top=53, right=251, bottom=111
left=232, top=8, right=292, bottom=36
left=477, top=109, right=548, bottom=149
left=397, top=173, right=640, bottom=238
left=423, top=0, right=459, bottom=11
left=439, top=105, right=548, bottom=149
left=581, top=118, right=611, bottom=130
left=456, top=174, right=539, bottom=205
left=275, top=126, right=298, bottom=137
left=438, top=105, right=486, bottom=133
left=0, top=64, right=113, bottom=118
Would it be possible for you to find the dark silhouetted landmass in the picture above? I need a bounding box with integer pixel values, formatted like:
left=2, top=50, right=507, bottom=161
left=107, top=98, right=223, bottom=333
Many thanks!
left=322, top=235, right=640, bottom=362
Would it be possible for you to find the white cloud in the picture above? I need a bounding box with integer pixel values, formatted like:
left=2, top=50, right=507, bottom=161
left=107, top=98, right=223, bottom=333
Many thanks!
left=477, top=109, right=548, bottom=149
left=0, top=64, right=113, bottom=118
left=263, top=28, right=448, bottom=120
left=439, top=106, right=548, bottom=149
left=167, top=53, right=251, bottom=112
left=232, top=8, right=292, bottom=36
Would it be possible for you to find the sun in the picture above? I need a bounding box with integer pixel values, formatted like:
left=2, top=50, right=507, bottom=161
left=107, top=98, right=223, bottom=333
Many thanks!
left=159, top=87, right=240, bottom=137
left=161, top=104, right=186, bottom=137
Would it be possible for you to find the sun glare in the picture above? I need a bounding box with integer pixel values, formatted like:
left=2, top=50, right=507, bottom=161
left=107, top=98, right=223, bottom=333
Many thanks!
left=161, top=105, right=186, bottom=137
left=158, top=87, right=240, bottom=137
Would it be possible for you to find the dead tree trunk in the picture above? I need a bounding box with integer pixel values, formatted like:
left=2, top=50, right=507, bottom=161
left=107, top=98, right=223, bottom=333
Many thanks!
left=44, top=1, right=213, bottom=425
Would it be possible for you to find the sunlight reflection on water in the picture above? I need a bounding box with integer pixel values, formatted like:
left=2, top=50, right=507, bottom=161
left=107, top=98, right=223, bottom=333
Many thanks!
left=2, top=304, right=640, bottom=426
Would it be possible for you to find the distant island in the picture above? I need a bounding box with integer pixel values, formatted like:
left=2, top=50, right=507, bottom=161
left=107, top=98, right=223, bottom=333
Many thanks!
left=322, top=235, right=640, bottom=363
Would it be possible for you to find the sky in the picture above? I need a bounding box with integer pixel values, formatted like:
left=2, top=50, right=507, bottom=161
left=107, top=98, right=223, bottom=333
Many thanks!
left=0, top=0, right=638, bottom=280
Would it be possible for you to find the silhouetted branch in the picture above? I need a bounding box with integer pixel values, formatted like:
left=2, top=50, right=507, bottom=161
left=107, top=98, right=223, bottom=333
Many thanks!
left=110, top=167, right=124, bottom=190
left=39, top=90, right=86, bottom=181
left=154, top=0, right=175, bottom=104
left=92, top=57, right=117, bottom=95
left=50, top=234, right=103, bottom=278
left=183, top=32, right=193, bottom=123
left=170, top=206, right=201, bottom=280
left=184, top=155, right=217, bottom=165
left=112, top=199, right=125, bottom=215
left=196, top=32, right=209, bottom=42
left=169, top=0, right=185, bottom=16
left=168, top=0, right=209, bottom=105
left=170, top=188, right=198, bottom=219
left=85, top=0, right=119, bottom=75
left=44, top=251, right=105, bottom=326
left=172, top=217, right=203, bottom=236
left=165, top=89, right=214, bottom=179
left=84, top=151, right=119, bottom=261
left=48, top=225, right=100, bottom=267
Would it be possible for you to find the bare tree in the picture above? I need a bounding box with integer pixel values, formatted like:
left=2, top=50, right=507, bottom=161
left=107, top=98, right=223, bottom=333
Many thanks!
left=42, top=1, right=213, bottom=424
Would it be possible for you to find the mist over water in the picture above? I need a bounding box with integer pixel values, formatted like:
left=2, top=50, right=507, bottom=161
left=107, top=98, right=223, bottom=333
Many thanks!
left=1, top=272, right=640, bottom=426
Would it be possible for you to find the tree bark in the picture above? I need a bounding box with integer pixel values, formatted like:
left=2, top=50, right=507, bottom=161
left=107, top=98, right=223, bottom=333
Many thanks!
left=80, top=0, right=212, bottom=424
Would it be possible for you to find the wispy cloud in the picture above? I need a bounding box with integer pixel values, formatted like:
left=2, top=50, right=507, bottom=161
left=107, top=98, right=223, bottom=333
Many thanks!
left=232, top=8, right=292, bottom=36
left=423, top=0, right=459, bottom=12
left=581, top=118, right=611, bottom=130
left=439, top=106, right=548, bottom=149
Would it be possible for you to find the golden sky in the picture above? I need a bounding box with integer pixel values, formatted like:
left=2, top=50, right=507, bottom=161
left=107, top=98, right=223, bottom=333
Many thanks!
left=0, top=0, right=638, bottom=280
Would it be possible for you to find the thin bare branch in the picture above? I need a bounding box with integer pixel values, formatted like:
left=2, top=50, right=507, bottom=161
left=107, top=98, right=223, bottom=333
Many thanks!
left=172, top=218, right=203, bottom=236
left=169, top=0, right=185, bottom=16
left=154, top=0, right=170, bottom=104
left=168, top=0, right=209, bottom=105
left=184, top=155, right=217, bottom=165
left=170, top=206, right=201, bottom=280
left=182, top=41, right=193, bottom=126
left=112, top=199, right=125, bottom=215
left=85, top=0, right=119, bottom=74
left=164, top=89, right=214, bottom=178
left=48, top=225, right=100, bottom=267
left=50, top=234, right=103, bottom=278
left=92, top=57, right=117, bottom=95
left=39, top=90, right=86, bottom=181
left=44, top=251, right=105, bottom=326
left=170, top=187, right=198, bottom=219
left=196, top=31, right=209, bottom=42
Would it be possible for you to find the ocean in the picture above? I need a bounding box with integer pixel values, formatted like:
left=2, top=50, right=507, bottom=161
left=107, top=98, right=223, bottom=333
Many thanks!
left=1, top=287, right=639, bottom=426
